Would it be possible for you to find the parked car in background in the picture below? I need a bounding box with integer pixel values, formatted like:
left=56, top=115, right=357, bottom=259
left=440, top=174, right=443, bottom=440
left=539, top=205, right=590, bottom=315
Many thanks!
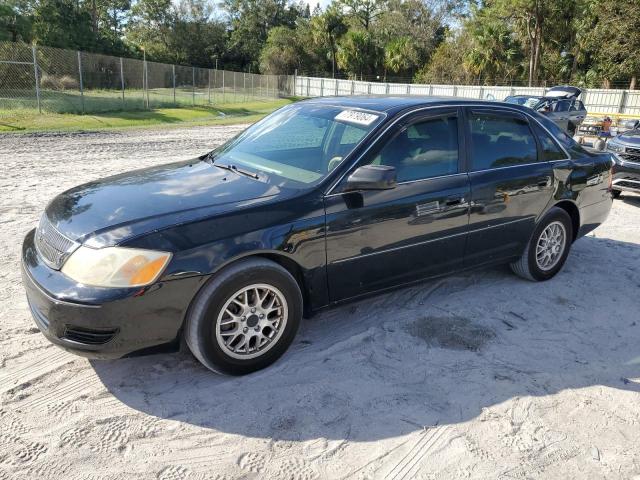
left=504, top=86, right=587, bottom=135
left=22, top=97, right=614, bottom=375
left=607, top=128, right=640, bottom=197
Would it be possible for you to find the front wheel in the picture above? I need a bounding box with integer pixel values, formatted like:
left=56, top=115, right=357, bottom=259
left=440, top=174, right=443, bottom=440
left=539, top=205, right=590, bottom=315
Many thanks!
left=510, top=207, right=573, bottom=282
left=185, top=258, right=302, bottom=375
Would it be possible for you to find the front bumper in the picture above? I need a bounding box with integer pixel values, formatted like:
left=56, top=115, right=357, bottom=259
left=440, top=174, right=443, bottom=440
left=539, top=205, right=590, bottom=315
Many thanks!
left=612, top=159, right=640, bottom=194
left=21, top=229, right=205, bottom=359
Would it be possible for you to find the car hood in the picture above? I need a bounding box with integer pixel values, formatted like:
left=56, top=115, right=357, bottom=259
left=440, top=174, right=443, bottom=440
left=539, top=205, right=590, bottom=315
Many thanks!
left=615, top=129, right=640, bottom=146
left=45, top=159, right=288, bottom=246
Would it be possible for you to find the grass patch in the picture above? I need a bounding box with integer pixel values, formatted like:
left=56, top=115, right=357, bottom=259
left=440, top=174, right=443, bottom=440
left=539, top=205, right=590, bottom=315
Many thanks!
left=0, top=98, right=297, bottom=133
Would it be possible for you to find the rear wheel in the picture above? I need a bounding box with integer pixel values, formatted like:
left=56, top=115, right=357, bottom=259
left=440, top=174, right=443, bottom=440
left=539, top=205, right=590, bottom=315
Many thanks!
left=185, top=258, right=302, bottom=375
left=510, top=207, right=573, bottom=282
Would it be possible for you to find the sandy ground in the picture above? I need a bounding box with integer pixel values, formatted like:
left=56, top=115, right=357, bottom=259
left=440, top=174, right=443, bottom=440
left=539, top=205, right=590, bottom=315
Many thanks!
left=0, top=126, right=639, bottom=480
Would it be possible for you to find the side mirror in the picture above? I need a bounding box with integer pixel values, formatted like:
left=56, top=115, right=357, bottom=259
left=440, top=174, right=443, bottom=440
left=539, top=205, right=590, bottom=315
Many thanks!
left=344, top=165, right=397, bottom=192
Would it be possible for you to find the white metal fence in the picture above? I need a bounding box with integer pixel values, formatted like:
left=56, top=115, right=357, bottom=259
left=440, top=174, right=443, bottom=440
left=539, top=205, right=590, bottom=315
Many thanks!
left=294, top=76, right=640, bottom=116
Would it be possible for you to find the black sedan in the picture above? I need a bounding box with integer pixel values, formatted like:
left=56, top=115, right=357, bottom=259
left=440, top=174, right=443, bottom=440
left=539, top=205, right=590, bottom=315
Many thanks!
left=22, top=97, right=614, bottom=375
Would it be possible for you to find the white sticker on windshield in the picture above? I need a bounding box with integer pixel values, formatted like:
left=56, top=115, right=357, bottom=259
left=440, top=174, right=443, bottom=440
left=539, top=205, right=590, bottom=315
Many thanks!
left=335, top=110, right=379, bottom=126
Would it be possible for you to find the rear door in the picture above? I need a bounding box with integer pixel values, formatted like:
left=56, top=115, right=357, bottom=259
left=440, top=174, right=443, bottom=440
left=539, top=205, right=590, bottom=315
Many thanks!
left=569, top=100, right=586, bottom=128
left=549, top=100, right=572, bottom=132
left=324, top=108, right=470, bottom=301
left=463, top=107, right=557, bottom=266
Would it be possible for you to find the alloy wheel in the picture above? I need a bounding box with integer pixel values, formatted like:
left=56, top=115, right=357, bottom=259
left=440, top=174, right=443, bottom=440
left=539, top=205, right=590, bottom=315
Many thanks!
left=215, top=283, right=288, bottom=360
left=535, top=221, right=567, bottom=271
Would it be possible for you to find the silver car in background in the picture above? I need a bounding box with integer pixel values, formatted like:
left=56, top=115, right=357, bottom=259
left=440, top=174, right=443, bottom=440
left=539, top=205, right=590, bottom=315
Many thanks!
left=505, top=86, right=587, bottom=135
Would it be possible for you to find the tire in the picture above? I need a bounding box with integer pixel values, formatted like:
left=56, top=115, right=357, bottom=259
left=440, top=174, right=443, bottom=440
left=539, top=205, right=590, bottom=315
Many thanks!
left=612, top=189, right=622, bottom=199
left=594, top=138, right=606, bottom=151
left=510, top=207, right=573, bottom=282
left=185, top=258, right=303, bottom=375
left=567, top=123, right=576, bottom=136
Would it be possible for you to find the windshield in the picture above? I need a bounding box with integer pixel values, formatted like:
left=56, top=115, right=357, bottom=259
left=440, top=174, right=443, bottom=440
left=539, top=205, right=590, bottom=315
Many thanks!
left=209, top=103, right=384, bottom=188
left=505, top=96, right=542, bottom=109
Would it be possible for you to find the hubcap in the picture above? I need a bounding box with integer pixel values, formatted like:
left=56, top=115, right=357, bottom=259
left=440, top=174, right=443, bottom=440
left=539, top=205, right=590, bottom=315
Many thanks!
left=215, top=284, right=288, bottom=360
left=535, top=221, right=566, bottom=271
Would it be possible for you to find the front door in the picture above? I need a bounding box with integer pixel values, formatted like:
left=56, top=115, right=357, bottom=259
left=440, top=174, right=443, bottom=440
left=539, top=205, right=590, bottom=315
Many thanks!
left=324, top=108, right=471, bottom=301
left=463, top=107, right=557, bottom=266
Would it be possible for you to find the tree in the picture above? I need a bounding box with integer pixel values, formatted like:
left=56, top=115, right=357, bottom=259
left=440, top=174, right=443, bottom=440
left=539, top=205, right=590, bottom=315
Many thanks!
left=383, top=37, right=418, bottom=79
left=0, top=0, right=32, bottom=42
left=588, top=0, right=640, bottom=89
left=336, top=0, right=387, bottom=31
left=172, top=0, right=226, bottom=66
left=465, top=8, right=523, bottom=84
left=30, top=0, right=100, bottom=51
left=414, top=32, right=475, bottom=84
left=126, top=0, right=176, bottom=61
left=260, top=26, right=304, bottom=74
left=310, top=5, right=346, bottom=77
left=336, top=29, right=380, bottom=79
left=222, top=0, right=304, bottom=71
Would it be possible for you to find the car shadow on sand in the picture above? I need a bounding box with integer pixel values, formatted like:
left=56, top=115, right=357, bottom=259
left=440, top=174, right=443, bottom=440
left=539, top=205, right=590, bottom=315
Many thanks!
left=91, top=235, right=640, bottom=442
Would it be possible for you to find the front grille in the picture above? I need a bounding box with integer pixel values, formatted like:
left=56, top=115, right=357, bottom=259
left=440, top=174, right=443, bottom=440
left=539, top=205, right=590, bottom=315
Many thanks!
left=34, top=215, right=78, bottom=270
left=619, top=152, right=640, bottom=163
left=626, top=146, right=640, bottom=155
left=63, top=325, right=118, bottom=345
left=613, top=179, right=640, bottom=192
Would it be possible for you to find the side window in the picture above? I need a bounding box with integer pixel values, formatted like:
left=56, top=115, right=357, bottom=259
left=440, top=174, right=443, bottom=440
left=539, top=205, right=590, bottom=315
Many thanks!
left=532, top=123, right=566, bottom=161
left=469, top=111, right=538, bottom=170
left=554, top=100, right=571, bottom=112
left=366, top=114, right=459, bottom=182
left=536, top=114, right=594, bottom=158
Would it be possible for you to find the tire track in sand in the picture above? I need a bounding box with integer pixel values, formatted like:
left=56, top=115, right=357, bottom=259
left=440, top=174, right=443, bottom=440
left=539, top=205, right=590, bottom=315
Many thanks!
left=0, top=349, right=74, bottom=394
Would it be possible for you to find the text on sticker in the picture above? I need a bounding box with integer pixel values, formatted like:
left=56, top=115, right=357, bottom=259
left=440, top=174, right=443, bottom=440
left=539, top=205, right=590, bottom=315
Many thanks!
left=335, top=110, right=379, bottom=126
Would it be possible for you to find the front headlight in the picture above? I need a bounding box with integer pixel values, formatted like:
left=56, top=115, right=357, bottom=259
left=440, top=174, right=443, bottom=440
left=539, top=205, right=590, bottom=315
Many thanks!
left=606, top=141, right=624, bottom=154
left=61, top=246, right=171, bottom=288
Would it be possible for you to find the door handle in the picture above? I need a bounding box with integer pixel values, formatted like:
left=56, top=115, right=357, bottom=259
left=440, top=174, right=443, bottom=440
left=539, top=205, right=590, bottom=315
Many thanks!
left=537, top=177, right=551, bottom=187
left=445, top=196, right=465, bottom=206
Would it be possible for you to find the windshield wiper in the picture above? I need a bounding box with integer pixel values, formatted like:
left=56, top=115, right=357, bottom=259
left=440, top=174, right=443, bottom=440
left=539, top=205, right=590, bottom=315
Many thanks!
left=212, top=161, right=259, bottom=180
left=204, top=151, right=260, bottom=180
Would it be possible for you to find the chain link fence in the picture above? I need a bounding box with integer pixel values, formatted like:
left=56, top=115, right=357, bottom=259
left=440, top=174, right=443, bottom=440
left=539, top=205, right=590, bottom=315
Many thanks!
left=0, top=41, right=294, bottom=114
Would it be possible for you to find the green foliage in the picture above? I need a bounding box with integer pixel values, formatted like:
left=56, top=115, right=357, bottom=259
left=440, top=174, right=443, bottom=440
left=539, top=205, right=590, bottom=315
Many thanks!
left=587, top=0, right=640, bottom=89
left=2, top=0, right=639, bottom=88
left=384, top=37, right=418, bottom=75
left=259, top=25, right=318, bottom=75
left=223, top=0, right=304, bottom=71
left=309, top=5, right=347, bottom=77
left=336, top=29, right=381, bottom=78
left=414, top=32, right=474, bottom=84
left=464, top=6, right=523, bottom=84
left=0, top=1, right=33, bottom=42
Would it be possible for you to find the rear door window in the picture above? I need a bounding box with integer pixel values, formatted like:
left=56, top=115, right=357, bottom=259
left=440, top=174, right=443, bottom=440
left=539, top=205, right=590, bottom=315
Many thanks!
left=532, top=123, right=567, bottom=161
left=554, top=100, right=572, bottom=112
left=468, top=110, right=538, bottom=170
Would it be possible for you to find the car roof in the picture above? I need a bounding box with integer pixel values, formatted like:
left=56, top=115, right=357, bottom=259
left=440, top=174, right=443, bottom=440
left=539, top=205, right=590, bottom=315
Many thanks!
left=300, top=95, right=534, bottom=116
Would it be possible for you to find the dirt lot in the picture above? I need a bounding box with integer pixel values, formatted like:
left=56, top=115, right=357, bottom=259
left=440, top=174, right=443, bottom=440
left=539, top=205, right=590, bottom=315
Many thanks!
left=1, top=126, right=639, bottom=480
